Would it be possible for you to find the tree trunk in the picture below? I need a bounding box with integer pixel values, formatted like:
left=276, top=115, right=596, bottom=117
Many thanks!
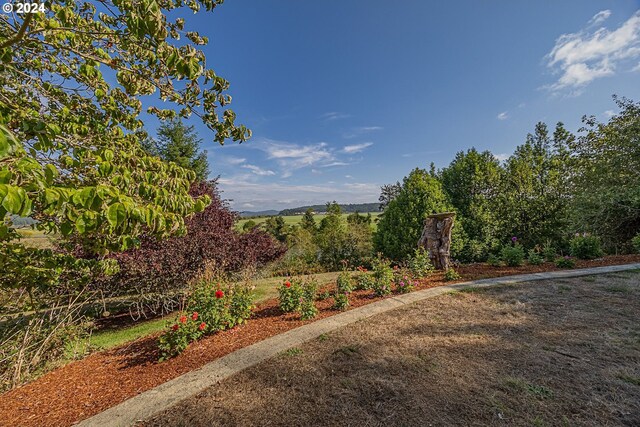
left=417, top=212, right=456, bottom=270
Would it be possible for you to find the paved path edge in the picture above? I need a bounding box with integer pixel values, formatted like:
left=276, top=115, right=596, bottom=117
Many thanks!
left=77, top=263, right=640, bottom=427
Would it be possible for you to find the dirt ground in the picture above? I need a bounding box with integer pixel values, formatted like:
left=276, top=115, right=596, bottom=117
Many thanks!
left=145, top=270, right=640, bottom=427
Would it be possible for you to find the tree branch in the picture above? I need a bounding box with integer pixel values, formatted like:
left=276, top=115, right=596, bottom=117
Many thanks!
left=0, top=13, right=34, bottom=50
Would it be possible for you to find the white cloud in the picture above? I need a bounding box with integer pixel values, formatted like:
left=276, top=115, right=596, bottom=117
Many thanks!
left=545, top=10, right=640, bottom=92
left=223, top=156, right=246, bottom=165
left=604, top=109, right=616, bottom=117
left=218, top=176, right=380, bottom=210
left=497, top=111, right=509, bottom=120
left=321, top=112, right=350, bottom=121
left=342, top=126, right=383, bottom=139
left=345, top=175, right=353, bottom=179
left=589, top=10, right=611, bottom=26
left=342, top=142, right=373, bottom=153
left=633, top=62, right=640, bottom=72
left=495, top=153, right=510, bottom=162
left=241, top=164, right=276, bottom=176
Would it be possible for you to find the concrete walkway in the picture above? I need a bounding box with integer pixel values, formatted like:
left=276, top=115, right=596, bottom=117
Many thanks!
left=78, top=263, right=640, bottom=427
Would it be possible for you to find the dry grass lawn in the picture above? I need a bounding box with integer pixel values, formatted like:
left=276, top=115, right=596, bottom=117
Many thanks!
left=145, top=271, right=640, bottom=426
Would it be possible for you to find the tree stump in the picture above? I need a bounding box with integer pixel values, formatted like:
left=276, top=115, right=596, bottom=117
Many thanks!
left=417, top=212, right=456, bottom=270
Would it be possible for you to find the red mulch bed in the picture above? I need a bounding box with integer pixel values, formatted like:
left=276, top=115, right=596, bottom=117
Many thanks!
left=1, top=255, right=639, bottom=427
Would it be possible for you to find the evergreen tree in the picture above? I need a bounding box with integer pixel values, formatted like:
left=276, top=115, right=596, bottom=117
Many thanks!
left=145, top=118, right=210, bottom=181
left=300, top=208, right=317, bottom=232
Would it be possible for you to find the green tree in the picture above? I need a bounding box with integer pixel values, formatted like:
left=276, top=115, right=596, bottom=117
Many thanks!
left=347, top=211, right=372, bottom=226
left=242, top=219, right=257, bottom=233
left=497, top=122, right=570, bottom=249
left=440, top=148, right=502, bottom=261
left=300, top=208, right=317, bottom=232
left=144, top=118, right=209, bottom=181
left=375, top=168, right=452, bottom=261
left=563, top=97, right=640, bottom=251
left=0, top=0, right=249, bottom=387
left=264, top=216, right=290, bottom=243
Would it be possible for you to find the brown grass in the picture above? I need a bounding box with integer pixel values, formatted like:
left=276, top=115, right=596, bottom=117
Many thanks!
left=145, top=271, right=640, bottom=427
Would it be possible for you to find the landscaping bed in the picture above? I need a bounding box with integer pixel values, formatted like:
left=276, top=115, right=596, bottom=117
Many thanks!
left=0, top=255, right=639, bottom=427
left=144, top=270, right=640, bottom=426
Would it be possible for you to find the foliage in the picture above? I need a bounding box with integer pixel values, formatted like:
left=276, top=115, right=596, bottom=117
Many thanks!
left=353, top=267, right=374, bottom=290
left=264, top=216, right=291, bottom=243
left=378, top=181, right=402, bottom=211
left=143, top=118, right=209, bottom=181
left=440, top=148, right=502, bottom=262
left=100, top=181, right=285, bottom=312
left=300, top=208, right=317, bottom=232
left=633, top=234, right=640, bottom=254
left=487, top=254, right=502, bottom=267
left=444, top=268, right=461, bottom=281
left=268, top=228, right=323, bottom=276
left=569, top=235, right=603, bottom=260
left=500, top=240, right=525, bottom=267
left=542, top=245, right=557, bottom=262
left=242, top=220, right=257, bottom=232
left=333, top=292, right=349, bottom=310
left=407, top=247, right=435, bottom=277
left=554, top=256, right=576, bottom=269
left=394, top=270, right=416, bottom=293
left=497, top=123, right=570, bottom=249
left=336, top=270, right=354, bottom=293
left=158, top=280, right=254, bottom=360
left=298, top=279, right=318, bottom=320
left=527, top=249, right=544, bottom=266
left=371, top=257, right=393, bottom=296
left=278, top=278, right=303, bottom=313
left=375, top=168, right=452, bottom=261
left=561, top=97, right=640, bottom=251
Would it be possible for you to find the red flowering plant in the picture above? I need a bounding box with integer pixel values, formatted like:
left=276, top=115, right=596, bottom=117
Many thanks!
left=278, top=278, right=303, bottom=313
left=393, top=268, right=417, bottom=294
left=158, top=311, right=206, bottom=361
left=353, top=265, right=374, bottom=290
left=158, top=279, right=255, bottom=360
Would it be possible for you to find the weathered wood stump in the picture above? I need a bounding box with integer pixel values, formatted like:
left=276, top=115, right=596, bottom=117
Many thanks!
left=417, top=212, right=456, bottom=270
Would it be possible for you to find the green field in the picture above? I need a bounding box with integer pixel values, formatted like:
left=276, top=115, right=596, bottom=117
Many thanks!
left=236, top=212, right=381, bottom=231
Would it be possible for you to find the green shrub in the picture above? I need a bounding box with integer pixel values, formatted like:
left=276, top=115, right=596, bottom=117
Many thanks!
left=336, top=271, right=354, bottom=293
left=371, top=257, right=393, bottom=296
left=298, top=279, right=319, bottom=320
left=542, top=245, right=556, bottom=262
left=278, top=278, right=303, bottom=313
left=444, top=268, right=461, bottom=281
left=407, top=248, right=435, bottom=278
left=555, top=256, right=576, bottom=269
left=394, top=271, right=416, bottom=293
left=158, top=281, right=254, bottom=360
left=569, top=235, right=603, bottom=260
left=333, top=292, right=349, bottom=310
left=500, top=243, right=525, bottom=267
left=633, top=234, right=640, bottom=253
left=353, top=267, right=374, bottom=290
left=527, top=249, right=544, bottom=265
left=487, top=254, right=502, bottom=267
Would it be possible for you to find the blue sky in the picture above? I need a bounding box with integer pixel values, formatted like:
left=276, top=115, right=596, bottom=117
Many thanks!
left=162, top=0, right=640, bottom=211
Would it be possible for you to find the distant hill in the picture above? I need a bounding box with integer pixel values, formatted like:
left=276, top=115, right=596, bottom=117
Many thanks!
left=279, top=203, right=379, bottom=216
left=239, top=210, right=279, bottom=218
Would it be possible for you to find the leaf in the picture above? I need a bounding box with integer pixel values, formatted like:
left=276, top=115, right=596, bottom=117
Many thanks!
left=1, top=186, right=24, bottom=214
left=106, top=203, right=127, bottom=229
left=44, top=164, right=58, bottom=184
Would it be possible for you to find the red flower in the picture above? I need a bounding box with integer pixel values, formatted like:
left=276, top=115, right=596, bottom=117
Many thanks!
left=215, top=289, right=224, bottom=299
left=171, top=324, right=179, bottom=331
left=191, top=312, right=198, bottom=321
left=179, top=315, right=187, bottom=324
left=198, top=322, right=206, bottom=331
left=284, top=281, right=291, bottom=288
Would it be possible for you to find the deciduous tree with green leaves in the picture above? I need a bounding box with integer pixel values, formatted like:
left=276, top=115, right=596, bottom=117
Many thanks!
left=0, top=0, right=249, bottom=388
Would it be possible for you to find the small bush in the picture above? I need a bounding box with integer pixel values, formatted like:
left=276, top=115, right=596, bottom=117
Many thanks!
left=633, top=234, right=640, bottom=254
left=407, top=248, right=434, bottom=278
left=299, top=279, right=319, bottom=320
left=371, top=257, right=393, bottom=296
left=333, top=292, right=349, bottom=310
left=555, top=256, right=576, bottom=269
left=501, top=243, right=525, bottom=267
left=487, top=254, right=502, bottom=267
left=394, top=272, right=416, bottom=293
left=158, top=281, right=254, bottom=360
left=570, top=235, right=603, bottom=260
left=444, top=268, right=461, bottom=281
left=527, top=249, right=544, bottom=266
left=542, top=245, right=556, bottom=262
left=278, top=278, right=303, bottom=313
left=336, top=271, right=354, bottom=293
left=353, top=266, right=374, bottom=290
